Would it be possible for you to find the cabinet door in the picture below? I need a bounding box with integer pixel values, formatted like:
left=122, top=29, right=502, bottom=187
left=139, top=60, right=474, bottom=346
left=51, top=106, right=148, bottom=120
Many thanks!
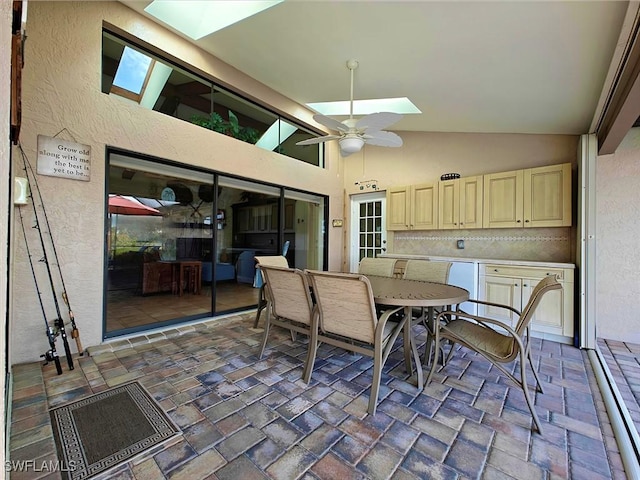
left=521, top=279, right=563, bottom=333
left=483, top=170, right=523, bottom=228
left=459, top=176, right=483, bottom=229
left=236, top=207, right=251, bottom=232
left=412, top=183, right=438, bottom=230
left=524, top=163, right=572, bottom=227
left=478, top=275, right=522, bottom=327
left=386, top=186, right=410, bottom=230
left=438, top=180, right=459, bottom=229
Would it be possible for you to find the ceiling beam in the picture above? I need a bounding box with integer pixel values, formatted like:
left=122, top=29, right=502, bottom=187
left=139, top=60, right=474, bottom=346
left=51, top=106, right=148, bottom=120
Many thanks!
left=597, top=8, right=640, bottom=155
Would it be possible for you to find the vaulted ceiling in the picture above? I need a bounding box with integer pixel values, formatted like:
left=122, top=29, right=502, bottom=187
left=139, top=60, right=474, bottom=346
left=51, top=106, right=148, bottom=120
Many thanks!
left=121, top=1, right=639, bottom=153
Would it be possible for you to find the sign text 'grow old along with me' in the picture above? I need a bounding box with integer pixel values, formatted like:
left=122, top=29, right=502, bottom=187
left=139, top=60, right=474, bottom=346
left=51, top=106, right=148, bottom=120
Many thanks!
left=37, top=135, right=91, bottom=181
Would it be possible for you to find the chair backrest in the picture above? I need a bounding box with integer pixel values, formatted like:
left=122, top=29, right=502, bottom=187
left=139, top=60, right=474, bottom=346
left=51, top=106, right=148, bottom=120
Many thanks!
left=306, top=270, right=378, bottom=344
left=255, top=255, right=289, bottom=268
left=358, top=257, right=397, bottom=277
left=259, top=265, right=314, bottom=326
left=515, top=275, right=562, bottom=334
left=403, top=260, right=452, bottom=283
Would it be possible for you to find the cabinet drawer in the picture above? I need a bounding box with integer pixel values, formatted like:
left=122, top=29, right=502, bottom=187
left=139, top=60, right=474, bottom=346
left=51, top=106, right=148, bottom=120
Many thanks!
left=481, top=264, right=564, bottom=280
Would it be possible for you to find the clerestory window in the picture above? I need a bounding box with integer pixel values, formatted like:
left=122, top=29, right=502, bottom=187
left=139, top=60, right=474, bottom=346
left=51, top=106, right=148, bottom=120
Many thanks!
left=102, top=30, right=324, bottom=167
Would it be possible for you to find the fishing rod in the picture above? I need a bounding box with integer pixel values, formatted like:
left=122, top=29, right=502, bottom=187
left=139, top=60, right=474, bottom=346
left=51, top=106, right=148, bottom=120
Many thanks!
left=17, top=201, right=62, bottom=375
left=18, top=144, right=83, bottom=356
left=18, top=145, right=74, bottom=371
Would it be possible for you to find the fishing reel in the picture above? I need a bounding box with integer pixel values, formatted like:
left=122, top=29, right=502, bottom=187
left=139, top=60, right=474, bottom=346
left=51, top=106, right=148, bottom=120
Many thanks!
left=41, top=349, right=62, bottom=375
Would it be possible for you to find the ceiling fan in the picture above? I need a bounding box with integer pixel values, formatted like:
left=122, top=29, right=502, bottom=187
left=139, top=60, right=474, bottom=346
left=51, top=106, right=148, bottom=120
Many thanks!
left=296, top=60, right=403, bottom=157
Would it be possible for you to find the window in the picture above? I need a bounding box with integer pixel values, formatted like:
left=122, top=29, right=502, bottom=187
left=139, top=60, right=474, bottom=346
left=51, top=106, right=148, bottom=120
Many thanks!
left=102, top=30, right=324, bottom=167
left=110, top=46, right=153, bottom=101
left=105, top=150, right=328, bottom=338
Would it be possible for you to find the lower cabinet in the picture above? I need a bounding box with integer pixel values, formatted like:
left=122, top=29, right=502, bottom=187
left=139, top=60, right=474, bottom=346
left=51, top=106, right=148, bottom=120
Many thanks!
left=478, top=264, right=574, bottom=342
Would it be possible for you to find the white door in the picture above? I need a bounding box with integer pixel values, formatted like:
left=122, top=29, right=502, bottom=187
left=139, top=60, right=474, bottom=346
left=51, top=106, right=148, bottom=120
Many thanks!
left=349, top=192, right=387, bottom=272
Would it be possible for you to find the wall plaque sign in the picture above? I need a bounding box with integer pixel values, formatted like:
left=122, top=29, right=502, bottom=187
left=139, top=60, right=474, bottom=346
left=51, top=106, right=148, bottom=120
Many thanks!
left=37, top=134, right=91, bottom=181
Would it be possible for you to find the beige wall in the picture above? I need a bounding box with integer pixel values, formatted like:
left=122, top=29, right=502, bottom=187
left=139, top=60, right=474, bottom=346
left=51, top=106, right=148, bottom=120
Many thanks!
left=596, top=127, right=640, bottom=342
left=9, top=1, right=345, bottom=364
left=343, top=131, right=578, bottom=263
left=8, top=1, right=586, bottom=365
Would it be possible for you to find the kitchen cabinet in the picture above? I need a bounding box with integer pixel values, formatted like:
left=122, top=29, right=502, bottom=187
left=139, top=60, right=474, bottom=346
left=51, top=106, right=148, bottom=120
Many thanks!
left=386, top=183, right=438, bottom=231
left=233, top=200, right=295, bottom=233
left=478, top=263, right=574, bottom=341
left=483, top=163, right=572, bottom=228
left=524, top=163, right=572, bottom=227
left=482, top=170, right=523, bottom=228
left=438, top=176, right=483, bottom=229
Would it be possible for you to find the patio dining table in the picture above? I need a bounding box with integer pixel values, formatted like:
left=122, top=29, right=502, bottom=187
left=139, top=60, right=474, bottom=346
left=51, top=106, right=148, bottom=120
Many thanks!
left=366, top=275, right=470, bottom=389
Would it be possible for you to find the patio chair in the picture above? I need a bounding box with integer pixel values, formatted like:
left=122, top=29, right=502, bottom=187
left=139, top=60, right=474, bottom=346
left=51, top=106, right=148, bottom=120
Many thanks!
left=403, top=259, right=453, bottom=362
left=253, top=255, right=289, bottom=328
left=426, top=275, right=562, bottom=434
left=257, top=265, right=314, bottom=361
left=358, top=257, right=398, bottom=277
left=402, top=259, right=452, bottom=283
left=304, top=270, right=406, bottom=415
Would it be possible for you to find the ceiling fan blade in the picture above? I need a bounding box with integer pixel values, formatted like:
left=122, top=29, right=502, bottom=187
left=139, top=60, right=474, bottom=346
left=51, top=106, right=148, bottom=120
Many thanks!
left=296, top=135, right=341, bottom=146
left=363, top=130, right=403, bottom=147
left=313, top=114, right=350, bottom=133
left=355, top=112, right=403, bottom=132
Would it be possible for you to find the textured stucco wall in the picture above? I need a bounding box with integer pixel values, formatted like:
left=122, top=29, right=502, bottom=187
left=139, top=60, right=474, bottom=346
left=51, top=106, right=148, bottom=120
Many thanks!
left=596, top=128, right=640, bottom=342
left=10, top=1, right=584, bottom=364
left=10, top=1, right=345, bottom=364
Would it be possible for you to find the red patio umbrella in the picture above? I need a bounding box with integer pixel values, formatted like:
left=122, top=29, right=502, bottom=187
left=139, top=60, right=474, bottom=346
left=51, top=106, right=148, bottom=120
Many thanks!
left=108, top=195, right=162, bottom=216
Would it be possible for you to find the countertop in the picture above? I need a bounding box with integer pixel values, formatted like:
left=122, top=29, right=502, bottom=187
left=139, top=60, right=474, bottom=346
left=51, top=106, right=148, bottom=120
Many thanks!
left=379, top=253, right=575, bottom=269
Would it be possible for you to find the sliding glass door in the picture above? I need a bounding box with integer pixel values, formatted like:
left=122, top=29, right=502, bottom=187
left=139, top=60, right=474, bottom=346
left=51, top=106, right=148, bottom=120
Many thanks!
left=105, top=151, right=327, bottom=338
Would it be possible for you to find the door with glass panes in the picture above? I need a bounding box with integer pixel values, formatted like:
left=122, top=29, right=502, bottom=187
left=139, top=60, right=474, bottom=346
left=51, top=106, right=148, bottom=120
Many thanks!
left=349, top=192, right=387, bottom=272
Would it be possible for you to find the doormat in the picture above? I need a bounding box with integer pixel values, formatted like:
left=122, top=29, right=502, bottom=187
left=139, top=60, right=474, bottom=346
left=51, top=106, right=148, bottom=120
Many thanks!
left=50, top=381, right=180, bottom=480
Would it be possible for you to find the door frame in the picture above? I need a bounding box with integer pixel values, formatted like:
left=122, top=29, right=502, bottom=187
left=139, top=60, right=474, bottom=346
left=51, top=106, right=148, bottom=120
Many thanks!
left=349, top=191, right=387, bottom=273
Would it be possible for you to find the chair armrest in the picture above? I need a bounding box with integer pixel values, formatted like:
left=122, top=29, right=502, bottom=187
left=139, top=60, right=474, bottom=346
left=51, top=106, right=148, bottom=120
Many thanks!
left=465, top=299, right=522, bottom=316
left=376, top=306, right=406, bottom=337
left=434, top=309, right=521, bottom=338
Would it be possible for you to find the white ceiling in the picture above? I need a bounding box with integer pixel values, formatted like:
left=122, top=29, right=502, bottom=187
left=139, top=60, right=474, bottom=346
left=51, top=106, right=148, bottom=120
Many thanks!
left=120, top=1, right=630, bottom=135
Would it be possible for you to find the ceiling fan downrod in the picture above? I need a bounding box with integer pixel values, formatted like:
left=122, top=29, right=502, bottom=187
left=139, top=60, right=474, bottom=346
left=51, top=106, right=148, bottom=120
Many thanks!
left=347, top=59, right=359, bottom=120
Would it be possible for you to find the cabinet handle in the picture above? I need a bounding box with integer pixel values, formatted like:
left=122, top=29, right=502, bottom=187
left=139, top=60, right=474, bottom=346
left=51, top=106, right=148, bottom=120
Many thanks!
left=523, top=284, right=528, bottom=287
left=460, top=222, right=464, bottom=225
left=494, top=269, right=499, bottom=272
left=525, top=219, right=530, bottom=223
left=515, top=283, right=519, bottom=287
left=517, top=219, right=521, bottom=223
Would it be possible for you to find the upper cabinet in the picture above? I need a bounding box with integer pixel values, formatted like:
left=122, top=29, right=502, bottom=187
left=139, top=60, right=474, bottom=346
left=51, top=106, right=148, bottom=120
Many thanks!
left=387, top=183, right=438, bottom=231
left=438, top=176, right=483, bottom=229
left=483, top=163, right=571, bottom=229
left=385, top=162, right=572, bottom=232
left=482, top=170, right=524, bottom=228
left=524, top=163, right=572, bottom=227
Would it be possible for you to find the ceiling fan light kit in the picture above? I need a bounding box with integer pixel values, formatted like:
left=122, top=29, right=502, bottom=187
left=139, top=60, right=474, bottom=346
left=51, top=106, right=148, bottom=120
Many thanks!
left=339, top=137, right=365, bottom=155
left=296, top=59, right=403, bottom=157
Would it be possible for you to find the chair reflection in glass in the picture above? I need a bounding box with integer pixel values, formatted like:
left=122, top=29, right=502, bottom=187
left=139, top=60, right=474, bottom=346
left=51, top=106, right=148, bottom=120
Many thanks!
left=426, top=275, right=562, bottom=434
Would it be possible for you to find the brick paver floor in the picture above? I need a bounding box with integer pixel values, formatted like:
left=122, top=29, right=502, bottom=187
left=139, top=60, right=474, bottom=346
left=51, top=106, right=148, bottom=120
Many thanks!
left=9, top=313, right=627, bottom=479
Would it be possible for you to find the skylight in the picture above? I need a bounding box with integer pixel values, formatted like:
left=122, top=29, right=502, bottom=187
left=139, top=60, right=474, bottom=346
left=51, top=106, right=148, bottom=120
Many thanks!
left=307, top=97, right=421, bottom=116
left=255, top=119, right=297, bottom=152
left=144, top=0, right=284, bottom=40
left=112, top=47, right=153, bottom=95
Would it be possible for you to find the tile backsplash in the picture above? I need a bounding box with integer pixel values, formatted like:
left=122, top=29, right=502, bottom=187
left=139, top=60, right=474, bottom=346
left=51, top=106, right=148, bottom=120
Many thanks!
left=391, top=227, right=573, bottom=263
